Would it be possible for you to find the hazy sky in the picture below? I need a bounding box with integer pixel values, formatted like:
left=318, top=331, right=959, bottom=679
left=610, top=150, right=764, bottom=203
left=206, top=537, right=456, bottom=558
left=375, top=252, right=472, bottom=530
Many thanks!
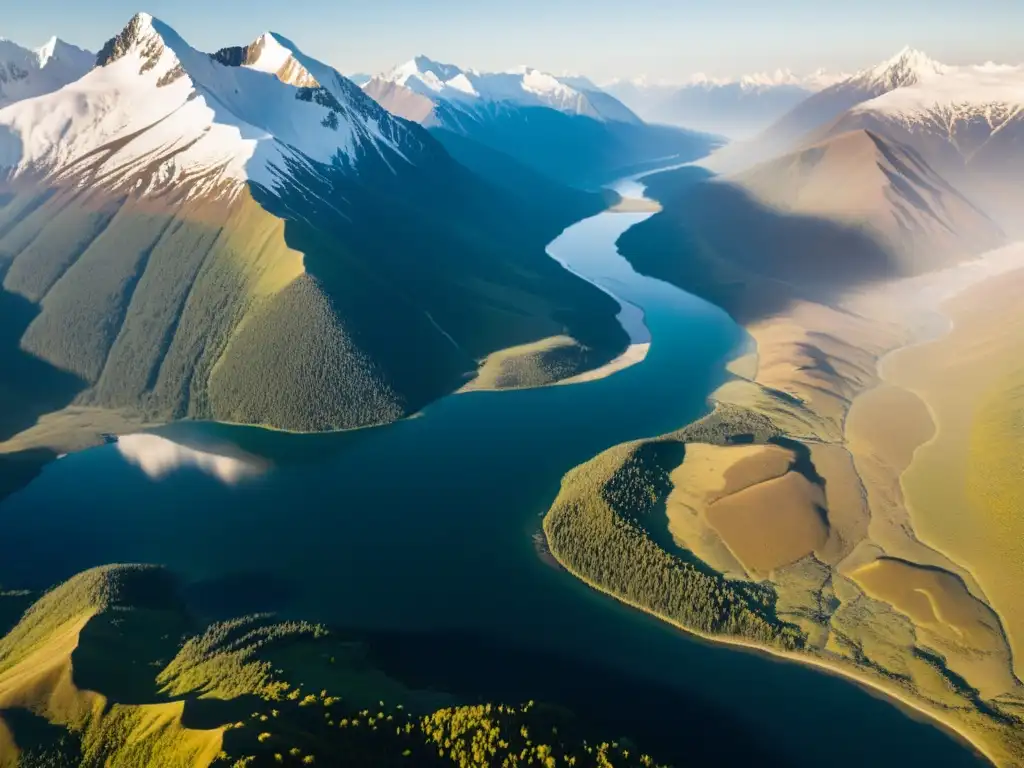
left=5, top=0, right=1023, bottom=82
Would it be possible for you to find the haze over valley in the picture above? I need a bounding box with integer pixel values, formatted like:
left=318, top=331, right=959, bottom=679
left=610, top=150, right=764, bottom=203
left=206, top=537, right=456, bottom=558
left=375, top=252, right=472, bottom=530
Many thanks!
left=0, top=5, right=1023, bottom=767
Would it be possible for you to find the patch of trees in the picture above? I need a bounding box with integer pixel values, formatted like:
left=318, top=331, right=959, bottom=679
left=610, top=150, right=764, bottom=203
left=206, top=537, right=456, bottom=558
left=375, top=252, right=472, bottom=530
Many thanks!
left=0, top=565, right=674, bottom=768
left=219, top=697, right=669, bottom=768
left=543, top=416, right=804, bottom=650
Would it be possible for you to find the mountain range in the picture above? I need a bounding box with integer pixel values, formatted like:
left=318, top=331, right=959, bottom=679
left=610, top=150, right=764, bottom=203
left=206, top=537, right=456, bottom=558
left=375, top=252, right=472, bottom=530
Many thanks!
left=0, top=13, right=630, bottom=447
left=602, top=70, right=847, bottom=139
left=362, top=56, right=719, bottom=188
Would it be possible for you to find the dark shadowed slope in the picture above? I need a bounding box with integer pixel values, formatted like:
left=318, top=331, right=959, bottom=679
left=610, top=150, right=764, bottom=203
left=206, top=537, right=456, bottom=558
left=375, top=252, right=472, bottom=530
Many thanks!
left=363, top=57, right=721, bottom=189
left=0, top=564, right=738, bottom=767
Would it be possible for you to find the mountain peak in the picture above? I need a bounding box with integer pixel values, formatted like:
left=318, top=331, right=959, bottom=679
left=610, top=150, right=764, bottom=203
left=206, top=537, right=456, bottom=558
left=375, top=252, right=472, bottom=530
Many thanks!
left=95, top=12, right=169, bottom=70
left=249, top=32, right=294, bottom=72
left=861, top=46, right=946, bottom=89
left=384, top=55, right=465, bottom=91
left=413, top=55, right=462, bottom=79
left=35, top=36, right=59, bottom=66
left=0, top=34, right=94, bottom=107
left=217, top=31, right=318, bottom=87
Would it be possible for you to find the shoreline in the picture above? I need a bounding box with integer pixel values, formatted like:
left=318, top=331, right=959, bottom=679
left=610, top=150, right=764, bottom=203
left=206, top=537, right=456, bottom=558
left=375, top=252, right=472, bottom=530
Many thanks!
left=555, top=342, right=649, bottom=385
left=543, top=527, right=996, bottom=766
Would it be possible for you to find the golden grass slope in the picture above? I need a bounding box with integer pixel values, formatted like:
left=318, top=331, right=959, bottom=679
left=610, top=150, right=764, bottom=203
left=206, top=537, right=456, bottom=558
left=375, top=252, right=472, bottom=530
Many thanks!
left=665, top=442, right=830, bottom=578
left=0, top=566, right=224, bottom=767
left=713, top=299, right=894, bottom=442
left=850, top=557, right=1017, bottom=698
left=884, top=267, right=1024, bottom=682
left=706, top=472, right=828, bottom=576
left=664, top=443, right=792, bottom=577
left=0, top=716, right=15, bottom=767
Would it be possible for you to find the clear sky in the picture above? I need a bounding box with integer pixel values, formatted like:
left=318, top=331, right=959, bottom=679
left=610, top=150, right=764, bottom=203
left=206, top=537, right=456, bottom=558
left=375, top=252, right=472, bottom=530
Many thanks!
left=5, top=0, right=1023, bottom=82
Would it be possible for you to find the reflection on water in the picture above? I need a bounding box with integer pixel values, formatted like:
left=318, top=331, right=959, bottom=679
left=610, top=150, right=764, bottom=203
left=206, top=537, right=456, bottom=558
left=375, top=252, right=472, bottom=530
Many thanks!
left=115, top=434, right=265, bottom=484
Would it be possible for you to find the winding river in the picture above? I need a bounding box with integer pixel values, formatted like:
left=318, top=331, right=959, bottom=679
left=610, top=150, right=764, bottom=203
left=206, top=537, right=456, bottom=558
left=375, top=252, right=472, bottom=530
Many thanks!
left=0, top=174, right=984, bottom=766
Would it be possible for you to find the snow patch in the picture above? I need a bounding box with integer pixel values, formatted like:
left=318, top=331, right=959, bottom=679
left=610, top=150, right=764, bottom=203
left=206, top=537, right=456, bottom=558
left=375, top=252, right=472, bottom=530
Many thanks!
left=247, top=32, right=293, bottom=76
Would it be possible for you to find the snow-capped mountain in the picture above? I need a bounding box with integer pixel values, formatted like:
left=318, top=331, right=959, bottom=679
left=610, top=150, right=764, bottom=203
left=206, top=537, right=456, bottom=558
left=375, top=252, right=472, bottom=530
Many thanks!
left=698, top=46, right=1024, bottom=235
left=704, top=47, right=955, bottom=172
left=0, top=13, right=423, bottom=199
left=363, top=55, right=717, bottom=188
left=823, top=59, right=1024, bottom=234
left=776, top=46, right=950, bottom=136
left=0, top=35, right=93, bottom=107
left=365, top=55, right=642, bottom=125
left=0, top=13, right=627, bottom=440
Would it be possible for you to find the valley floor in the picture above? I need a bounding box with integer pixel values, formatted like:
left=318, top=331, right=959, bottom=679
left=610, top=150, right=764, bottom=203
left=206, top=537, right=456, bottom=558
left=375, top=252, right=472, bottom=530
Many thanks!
left=543, top=242, right=1024, bottom=767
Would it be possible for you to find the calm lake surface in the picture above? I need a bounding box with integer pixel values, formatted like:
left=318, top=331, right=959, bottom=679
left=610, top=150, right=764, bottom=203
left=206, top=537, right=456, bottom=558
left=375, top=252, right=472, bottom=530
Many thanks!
left=0, top=178, right=984, bottom=766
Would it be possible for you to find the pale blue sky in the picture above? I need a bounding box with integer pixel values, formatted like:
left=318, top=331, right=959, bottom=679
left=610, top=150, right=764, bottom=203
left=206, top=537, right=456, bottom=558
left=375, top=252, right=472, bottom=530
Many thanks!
left=5, top=0, right=1022, bottom=82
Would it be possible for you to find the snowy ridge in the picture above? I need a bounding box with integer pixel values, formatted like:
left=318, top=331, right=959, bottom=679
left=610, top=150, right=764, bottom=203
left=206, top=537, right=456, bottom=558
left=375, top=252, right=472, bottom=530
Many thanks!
left=370, top=55, right=640, bottom=123
left=604, top=68, right=848, bottom=93
left=0, top=13, right=421, bottom=200
left=846, top=47, right=949, bottom=92
left=850, top=57, right=1024, bottom=128
left=0, top=35, right=93, bottom=107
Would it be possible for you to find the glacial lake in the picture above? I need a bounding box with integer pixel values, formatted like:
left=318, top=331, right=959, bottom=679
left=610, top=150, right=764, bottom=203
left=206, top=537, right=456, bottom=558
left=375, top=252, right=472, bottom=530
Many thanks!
left=0, top=176, right=985, bottom=766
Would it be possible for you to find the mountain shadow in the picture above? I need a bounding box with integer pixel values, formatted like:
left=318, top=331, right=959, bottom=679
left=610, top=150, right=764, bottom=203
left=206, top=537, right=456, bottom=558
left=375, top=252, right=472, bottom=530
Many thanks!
left=0, top=280, right=85, bottom=442
left=432, top=102, right=721, bottom=189
left=619, top=166, right=901, bottom=326
left=318, top=626, right=790, bottom=767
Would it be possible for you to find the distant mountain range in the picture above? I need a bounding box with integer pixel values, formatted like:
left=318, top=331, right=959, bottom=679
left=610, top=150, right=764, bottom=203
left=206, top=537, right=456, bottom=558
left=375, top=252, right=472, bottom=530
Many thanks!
left=0, top=13, right=629, bottom=446
left=362, top=56, right=719, bottom=188
left=602, top=70, right=847, bottom=139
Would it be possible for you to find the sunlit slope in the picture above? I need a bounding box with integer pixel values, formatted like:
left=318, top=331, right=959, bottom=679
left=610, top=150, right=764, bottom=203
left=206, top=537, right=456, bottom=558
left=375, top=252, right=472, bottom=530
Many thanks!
left=885, top=267, right=1024, bottom=682
left=0, top=187, right=411, bottom=432
left=0, top=565, right=224, bottom=767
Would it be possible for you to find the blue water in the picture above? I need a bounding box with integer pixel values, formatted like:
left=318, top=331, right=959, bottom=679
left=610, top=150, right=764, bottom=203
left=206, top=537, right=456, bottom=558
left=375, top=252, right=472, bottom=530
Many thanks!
left=0, top=193, right=984, bottom=766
